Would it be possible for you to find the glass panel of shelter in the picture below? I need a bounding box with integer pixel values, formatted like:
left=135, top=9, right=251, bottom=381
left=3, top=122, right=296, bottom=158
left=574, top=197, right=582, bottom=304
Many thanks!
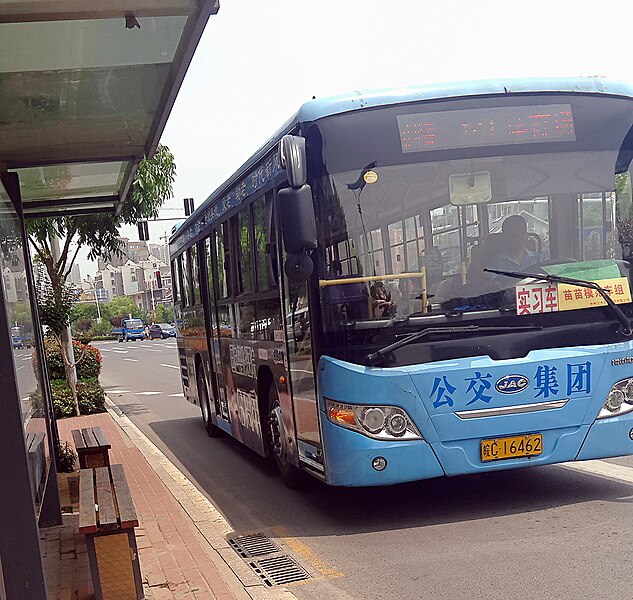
left=0, top=183, right=50, bottom=515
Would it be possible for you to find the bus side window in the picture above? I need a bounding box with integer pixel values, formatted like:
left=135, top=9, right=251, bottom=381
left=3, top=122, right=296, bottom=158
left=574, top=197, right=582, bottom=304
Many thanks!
left=217, top=221, right=232, bottom=298
left=253, top=192, right=277, bottom=290
left=236, top=209, right=254, bottom=294
left=180, top=254, right=191, bottom=306
left=172, top=258, right=180, bottom=305
left=191, top=243, right=201, bottom=305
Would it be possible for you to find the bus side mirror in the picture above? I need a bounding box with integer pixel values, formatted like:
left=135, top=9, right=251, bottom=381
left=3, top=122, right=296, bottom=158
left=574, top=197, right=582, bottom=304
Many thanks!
left=278, top=185, right=317, bottom=254
left=279, top=135, right=307, bottom=188
left=279, top=184, right=317, bottom=282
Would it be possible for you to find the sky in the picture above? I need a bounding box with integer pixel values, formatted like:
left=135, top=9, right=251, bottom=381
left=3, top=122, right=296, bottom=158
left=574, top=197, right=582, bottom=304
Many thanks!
left=77, top=0, right=633, bottom=278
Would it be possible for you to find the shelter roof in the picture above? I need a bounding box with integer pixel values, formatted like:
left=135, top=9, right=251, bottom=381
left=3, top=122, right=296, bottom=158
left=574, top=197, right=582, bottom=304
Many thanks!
left=0, top=1, right=218, bottom=218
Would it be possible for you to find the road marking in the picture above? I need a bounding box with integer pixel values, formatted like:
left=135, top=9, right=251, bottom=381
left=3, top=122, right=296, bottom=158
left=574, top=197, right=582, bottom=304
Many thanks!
left=144, top=349, right=163, bottom=352
left=112, top=350, right=128, bottom=354
left=160, top=363, right=180, bottom=370
left=168, top=393, right=185, bottom=397
left=17, top=365, right=25, bottom=370
left=124, top=358, right=139, bottom=362
left=562, top=460, right=633, bottom=484
left=22, top=356, right=31, bottom=361
left=109, top=390, right=130, bottom=394
left=135, top=391, right=161, bottom=396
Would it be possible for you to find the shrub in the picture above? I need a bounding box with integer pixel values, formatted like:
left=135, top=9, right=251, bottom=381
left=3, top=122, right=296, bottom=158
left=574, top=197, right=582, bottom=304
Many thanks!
left=38, top=337, right=102, bottom=380
left=58, top=441, right=77, bottom=473
left=77, top=379, right=106, bottom=415
left=75, top=342, right=102, bottom=379
left=51, top=380, right=76, bottom=418
left=51, top=379, right=107, bottom=418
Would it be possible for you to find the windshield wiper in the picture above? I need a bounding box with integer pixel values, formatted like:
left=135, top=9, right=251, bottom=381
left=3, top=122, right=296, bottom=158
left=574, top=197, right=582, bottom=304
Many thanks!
left=366, top=324, right=543, bottom=365
left=484, top=267, right=633, bottom=336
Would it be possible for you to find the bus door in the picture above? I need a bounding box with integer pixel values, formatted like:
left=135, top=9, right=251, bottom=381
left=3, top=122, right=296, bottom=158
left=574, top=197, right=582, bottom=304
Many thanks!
left=204, top=233, right=230, bottom=422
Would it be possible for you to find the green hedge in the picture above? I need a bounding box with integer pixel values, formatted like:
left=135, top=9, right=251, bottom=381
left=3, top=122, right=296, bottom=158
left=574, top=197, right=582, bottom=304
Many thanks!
left=51, top=378, right=106, bottom=419
left=38, top=338, right=102, bottom=380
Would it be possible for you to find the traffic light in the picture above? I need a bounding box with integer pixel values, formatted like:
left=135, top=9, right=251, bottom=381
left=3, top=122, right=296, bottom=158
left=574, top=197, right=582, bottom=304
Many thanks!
left=155, top=271, right=162, bottom=289
left=137, top=220, right=149, bottom=241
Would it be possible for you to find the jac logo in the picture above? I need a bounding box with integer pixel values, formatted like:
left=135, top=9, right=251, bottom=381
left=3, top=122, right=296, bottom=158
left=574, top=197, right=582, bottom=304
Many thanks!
left=495, top=374, right=529, bottom=394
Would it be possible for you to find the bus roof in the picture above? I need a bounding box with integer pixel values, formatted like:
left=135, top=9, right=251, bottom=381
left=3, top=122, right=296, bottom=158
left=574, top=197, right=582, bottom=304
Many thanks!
left=295, top=76, right=633, bottom=122
left=171, top=76, right=633, bottom=246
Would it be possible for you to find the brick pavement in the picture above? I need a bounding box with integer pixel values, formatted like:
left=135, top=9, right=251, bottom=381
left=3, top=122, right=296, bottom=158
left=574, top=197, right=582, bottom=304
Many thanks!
left=51, top=411, right=244, bottom=600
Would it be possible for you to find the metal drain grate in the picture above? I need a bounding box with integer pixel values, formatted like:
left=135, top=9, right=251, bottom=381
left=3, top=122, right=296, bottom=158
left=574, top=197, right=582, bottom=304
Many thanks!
left=249, top=555, right=310, bottom=586
left=228, top=533, right=280, bottom=558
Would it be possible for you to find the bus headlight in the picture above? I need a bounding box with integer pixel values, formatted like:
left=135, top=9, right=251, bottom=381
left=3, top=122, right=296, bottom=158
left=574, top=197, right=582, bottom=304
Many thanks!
left=598, top=378, right=633, bottom=419
left=326, top=399, right=422, bottom=440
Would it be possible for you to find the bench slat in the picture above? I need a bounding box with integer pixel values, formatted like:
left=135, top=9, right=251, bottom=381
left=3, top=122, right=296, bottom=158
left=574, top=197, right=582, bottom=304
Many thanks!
left=92, top=426, right=111, bottom=449
left=95, top=467, right=118, bottom=530
left=78, top=469, right=97, bottom=534
left=110, top=464, right=138, bottom=529
left=72, top=429, right=86, bottom=450
left=81, top=427, right=98, bottom=448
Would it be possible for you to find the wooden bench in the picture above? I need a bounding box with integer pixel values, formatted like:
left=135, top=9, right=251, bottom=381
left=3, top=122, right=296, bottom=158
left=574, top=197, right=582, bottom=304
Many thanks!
left=72, top=426, right=111, bottom=469
left=79, top=464, right=143, bottom=600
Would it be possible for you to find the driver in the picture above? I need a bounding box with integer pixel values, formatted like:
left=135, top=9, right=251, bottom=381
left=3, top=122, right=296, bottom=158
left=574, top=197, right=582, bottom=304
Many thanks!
left=487, top=214, right=544, bottom=273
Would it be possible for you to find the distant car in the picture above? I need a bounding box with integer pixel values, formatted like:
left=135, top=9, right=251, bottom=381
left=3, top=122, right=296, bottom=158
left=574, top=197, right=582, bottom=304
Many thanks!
left=11, top=326, right=23, bottom=349
left=149, top=323, right=176, bottom=339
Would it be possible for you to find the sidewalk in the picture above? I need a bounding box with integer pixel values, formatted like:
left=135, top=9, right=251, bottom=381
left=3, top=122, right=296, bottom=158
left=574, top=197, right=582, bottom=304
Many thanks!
left=45, top=402, right=297, bottom=600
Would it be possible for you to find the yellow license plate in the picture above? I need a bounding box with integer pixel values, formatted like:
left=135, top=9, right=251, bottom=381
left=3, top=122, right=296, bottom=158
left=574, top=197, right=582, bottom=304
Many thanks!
left=481, top=433, right=542, bottom=462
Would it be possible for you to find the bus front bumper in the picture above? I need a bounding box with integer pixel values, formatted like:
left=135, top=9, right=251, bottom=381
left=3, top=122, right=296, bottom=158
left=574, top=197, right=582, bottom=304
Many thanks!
left=576, top=412, right=633, bottom=461
left=320, top=416, right=444, bottom=487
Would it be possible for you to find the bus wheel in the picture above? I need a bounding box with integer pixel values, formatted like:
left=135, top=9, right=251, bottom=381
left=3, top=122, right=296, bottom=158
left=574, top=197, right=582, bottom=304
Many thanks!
left=198, top=369, right=222, bottom=438
left=267, top=385, right=303, bottom=489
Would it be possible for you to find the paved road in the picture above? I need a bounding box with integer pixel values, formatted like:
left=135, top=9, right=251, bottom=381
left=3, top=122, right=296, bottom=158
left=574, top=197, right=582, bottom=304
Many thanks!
left=96, top=340, right=633, bottom=600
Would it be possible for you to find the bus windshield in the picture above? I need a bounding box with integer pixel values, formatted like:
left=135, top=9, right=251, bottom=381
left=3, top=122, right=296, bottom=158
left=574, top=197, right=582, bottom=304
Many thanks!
left=311, top=93, right=633, bottom=347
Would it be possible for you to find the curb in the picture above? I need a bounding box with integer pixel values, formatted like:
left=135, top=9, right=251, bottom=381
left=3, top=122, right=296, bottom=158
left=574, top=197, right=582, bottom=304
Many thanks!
left=104, top=397, right=299, bottom=600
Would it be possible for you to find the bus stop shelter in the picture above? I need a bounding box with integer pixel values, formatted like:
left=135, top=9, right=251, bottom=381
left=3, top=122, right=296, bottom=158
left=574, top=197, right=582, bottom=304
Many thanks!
left=0, top=2, right=218, bottom=598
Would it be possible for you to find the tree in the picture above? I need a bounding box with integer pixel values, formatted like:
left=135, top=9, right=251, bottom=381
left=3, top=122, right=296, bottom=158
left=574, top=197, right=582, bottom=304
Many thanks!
left=153, top=303, right=174, bottom=324
left=70, top=302, right=100, bottom=324
left=106, top=296, right=144, bottom=323
left=28, top=145, right=176, bottom=415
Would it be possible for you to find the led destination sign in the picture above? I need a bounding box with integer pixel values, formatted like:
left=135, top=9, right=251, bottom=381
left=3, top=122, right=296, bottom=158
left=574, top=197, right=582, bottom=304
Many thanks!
left=398, top=104, right=575, bottom=153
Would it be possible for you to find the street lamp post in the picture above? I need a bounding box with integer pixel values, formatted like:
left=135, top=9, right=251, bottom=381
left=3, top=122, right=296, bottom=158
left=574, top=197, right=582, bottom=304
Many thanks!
left=85, top=277, right=102, bottom=322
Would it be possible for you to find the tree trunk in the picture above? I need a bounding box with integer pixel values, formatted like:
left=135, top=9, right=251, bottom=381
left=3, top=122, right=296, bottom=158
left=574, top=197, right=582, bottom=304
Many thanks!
left=59, top=326, right=79, bottom=417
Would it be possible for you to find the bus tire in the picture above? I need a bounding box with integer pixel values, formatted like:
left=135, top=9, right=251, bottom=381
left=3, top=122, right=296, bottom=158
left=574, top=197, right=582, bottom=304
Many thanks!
left=267, top=384, right=304, bottom=489
left=198, top=368, right=222, bottom=438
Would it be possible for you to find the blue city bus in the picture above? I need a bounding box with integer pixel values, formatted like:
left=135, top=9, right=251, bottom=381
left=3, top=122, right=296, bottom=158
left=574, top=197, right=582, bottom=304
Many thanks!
left=170, top=77, right=633, bottom=487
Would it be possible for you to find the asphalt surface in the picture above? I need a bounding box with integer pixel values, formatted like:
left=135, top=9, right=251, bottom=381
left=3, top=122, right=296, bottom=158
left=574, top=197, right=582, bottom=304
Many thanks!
left=96, top=339, right=633, bottom=600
